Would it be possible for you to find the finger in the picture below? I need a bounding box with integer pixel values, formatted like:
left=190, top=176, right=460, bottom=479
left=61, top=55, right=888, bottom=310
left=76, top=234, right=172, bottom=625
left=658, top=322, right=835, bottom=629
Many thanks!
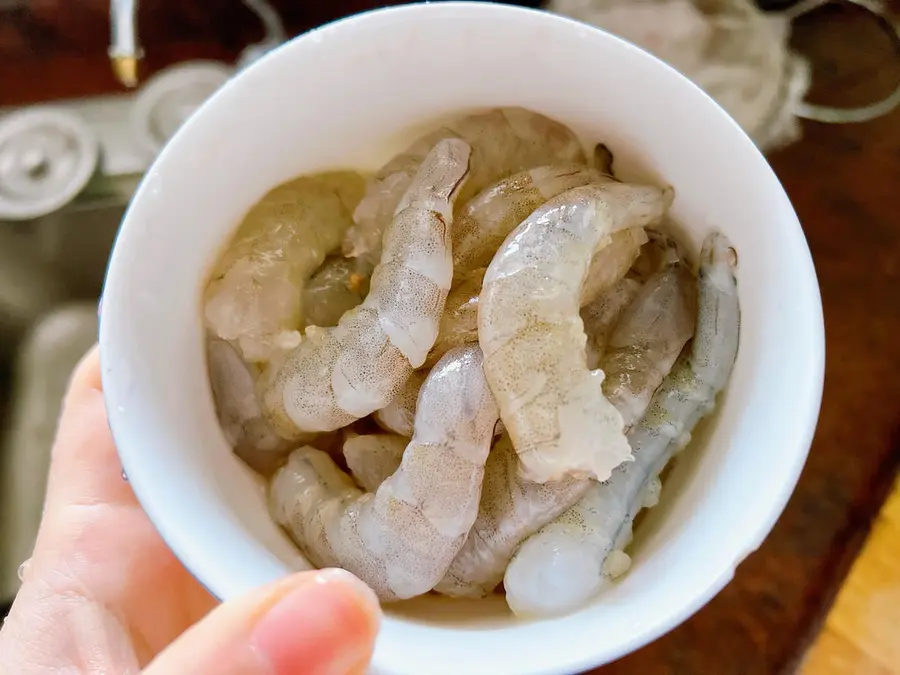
left=43, top=344, right=136, bottom=512
left=144, top=568, right=381, bottom=675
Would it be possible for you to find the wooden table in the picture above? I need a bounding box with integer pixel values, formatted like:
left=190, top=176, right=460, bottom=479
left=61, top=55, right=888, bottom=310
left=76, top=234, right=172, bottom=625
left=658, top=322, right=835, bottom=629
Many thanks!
left=801, top=476, right=900, bottom=674
left=3, top=2, right=898, bottom=672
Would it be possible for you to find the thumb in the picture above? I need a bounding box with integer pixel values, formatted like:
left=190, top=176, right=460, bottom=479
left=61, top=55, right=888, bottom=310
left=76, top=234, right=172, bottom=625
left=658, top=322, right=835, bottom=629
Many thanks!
left=144, top=568, right=381, bottom=675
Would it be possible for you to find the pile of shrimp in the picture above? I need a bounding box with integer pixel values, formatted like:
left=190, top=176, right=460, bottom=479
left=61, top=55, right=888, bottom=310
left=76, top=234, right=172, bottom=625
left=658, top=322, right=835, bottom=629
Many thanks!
left=204, top=107, right=741, bottom=617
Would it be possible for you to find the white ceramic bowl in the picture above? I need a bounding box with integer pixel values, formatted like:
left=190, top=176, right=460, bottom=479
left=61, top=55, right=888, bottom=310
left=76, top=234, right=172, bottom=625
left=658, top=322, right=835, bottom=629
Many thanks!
left=99, top=3, right=825, bottom=674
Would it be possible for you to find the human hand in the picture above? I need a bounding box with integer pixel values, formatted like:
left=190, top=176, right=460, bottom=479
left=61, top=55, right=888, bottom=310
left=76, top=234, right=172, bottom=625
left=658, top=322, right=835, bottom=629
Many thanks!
left=0, top=345, right=381, bottom=674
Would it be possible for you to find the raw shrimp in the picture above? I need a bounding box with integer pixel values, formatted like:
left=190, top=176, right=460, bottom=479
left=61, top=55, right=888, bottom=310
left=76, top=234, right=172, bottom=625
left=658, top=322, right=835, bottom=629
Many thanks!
left=344, top=108, right=586, bottom=268
left=260, top=139, right=471, bottom=436
left=452, top=164, right=607, bottom=278
left=504, top=232, right=740, bottom=617
left=601, top=256, right=697, bottom=428
left=205, top=171, right=365, bottom=363
left=342, top=433, right=406, bottom=491
left=436, top=241, right=690, bottom=598
left=580, top=227, right=648, bottom=305
left=428, top=228, right=648, bottom=368
left=478, top=182, right=674, bottom=483
left=206, top=337, right=297, bottom=454
left=302, top=256, right=369, bottom=328
left=593, top=143, right=615, bottom=175
left=434, top=434, right=589, bottom=598
left=582, top=278, right=642, bottom=370
left=425, top=268, right=484, bottom=367
left=373, top=369, right=428, bottom=437
left=268, top=345, right=499, bottom=601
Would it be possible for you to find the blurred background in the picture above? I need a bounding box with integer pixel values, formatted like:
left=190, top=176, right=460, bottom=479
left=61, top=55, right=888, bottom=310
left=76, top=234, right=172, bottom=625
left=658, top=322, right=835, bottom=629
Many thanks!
left=0, top=1, right=897, bottom=673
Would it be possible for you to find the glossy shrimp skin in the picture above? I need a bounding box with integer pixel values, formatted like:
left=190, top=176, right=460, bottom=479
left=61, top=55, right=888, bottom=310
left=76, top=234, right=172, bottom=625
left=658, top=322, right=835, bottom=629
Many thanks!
left=343, top=433, right=406, bottom=491
left=425, top=268, right=485, bottom=367
left=452, top=164, right=606, bottom=278
left=478, top=182, right=674, bottom=483
left=302, top=256, right=369, bottom=328
left=204, top=171, right=365, bottom=363
left=580, top=227, right=648, bottom=306
left=601, top=256, right=697, bottom=428
left=260, top=139, right=471, bottom=436
left=582, top=277, right=642, bottom=370
left=206, top=337, right=297, bottom=454
left=268, top=345, right=499, bottom=602
left=434, top=435, right=588, bottom=598
left=343, top=108, right=586, bottom=268
left=503, top=232, right=740, bottom=618
left=373, top=369, right=428, bottom=437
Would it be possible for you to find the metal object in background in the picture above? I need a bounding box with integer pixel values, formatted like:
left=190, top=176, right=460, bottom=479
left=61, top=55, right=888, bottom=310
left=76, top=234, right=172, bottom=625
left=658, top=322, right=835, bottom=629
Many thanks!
left=786, top=0, right=900, bottom=124
left=0, top=108, right=100, bottom=221
left=131, top=60, right=234, bottom=155
left=108, top=0, right=142, bottom=88
left=0, top=303, right=98, bottom=602
left=108, top=0, right=288, bottom=87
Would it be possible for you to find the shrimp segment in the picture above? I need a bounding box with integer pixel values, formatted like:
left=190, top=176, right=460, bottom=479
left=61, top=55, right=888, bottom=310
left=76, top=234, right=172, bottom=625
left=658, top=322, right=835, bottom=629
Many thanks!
left=205, top=171, right=365, bottom=363
left=344, top=108, right=586, bottom=267
left=373, top=369, right=428, bottom=437
left=582, top=278, right=642, bottom=370
left=302, top=256, right=369, bottom=328
left=503, top=232, right=740, bottom=617
left=425, top=268, right=484, bottom=367
left=268, top=345, right=499, bottom=601
left=478, top=183, right=674, bottom=483
left=601, top=257, right=697, bottom=428
left=261, top=139, right=471, bottom=436
left=452, top=164, right=607, bottom=277
left=428, top=227, right=648, bottom=368
left=343, top=433, right=406, bottom=491
left=580, top=227, right=648, bottom=305
left=434, top=435, right=588, bottom=598
left=206, top=337, right=297, bottom=453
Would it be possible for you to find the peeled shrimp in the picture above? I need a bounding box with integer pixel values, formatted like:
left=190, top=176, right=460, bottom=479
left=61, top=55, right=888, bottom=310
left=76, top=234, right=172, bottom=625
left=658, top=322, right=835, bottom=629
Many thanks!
left=260, top=139, right=471, bottom=436
left=302, top=256, right=369, bottom=328
left=478, top=182, right=674, bottom=483
left=452, top=164, right=606, bottom=278
left=425, top=268, right=484, bottom=367
left=373, top=369, right=428, bottom=437
left=344, top=108, right=586, bottom=267
left=580, top=227, right=648, bottom=305
left=582, top=278, right=642, bottom=370
left=601, top=256, right=697, bottom=428
left=342, top=433, right=406, bottom=491
left=268, top=345, right=498, bottom=601
left=427, top=228, right=648, bottom=368
left=205, top=171, right=365, bottom=363
left=436, top=241, right=692, bottom=598
left=434, top=434, right=588, bottom=598
left=504, top=232, right=740, bottom=617
left=206, top=337, right=297, bottom=454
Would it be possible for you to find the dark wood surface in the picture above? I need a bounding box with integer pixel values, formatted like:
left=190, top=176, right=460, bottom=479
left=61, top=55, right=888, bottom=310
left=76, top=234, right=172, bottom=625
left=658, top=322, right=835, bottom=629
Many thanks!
left=2, top=2, right=899, bottom=673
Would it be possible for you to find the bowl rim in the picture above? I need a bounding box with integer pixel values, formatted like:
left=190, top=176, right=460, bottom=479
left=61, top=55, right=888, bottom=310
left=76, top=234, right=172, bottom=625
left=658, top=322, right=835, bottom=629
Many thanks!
left=99, top=2, right=826, bottom=673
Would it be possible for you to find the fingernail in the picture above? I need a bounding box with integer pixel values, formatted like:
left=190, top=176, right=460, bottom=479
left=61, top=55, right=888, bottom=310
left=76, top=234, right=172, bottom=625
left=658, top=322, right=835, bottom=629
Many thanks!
left=251, top=569, right=381, bottom=675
